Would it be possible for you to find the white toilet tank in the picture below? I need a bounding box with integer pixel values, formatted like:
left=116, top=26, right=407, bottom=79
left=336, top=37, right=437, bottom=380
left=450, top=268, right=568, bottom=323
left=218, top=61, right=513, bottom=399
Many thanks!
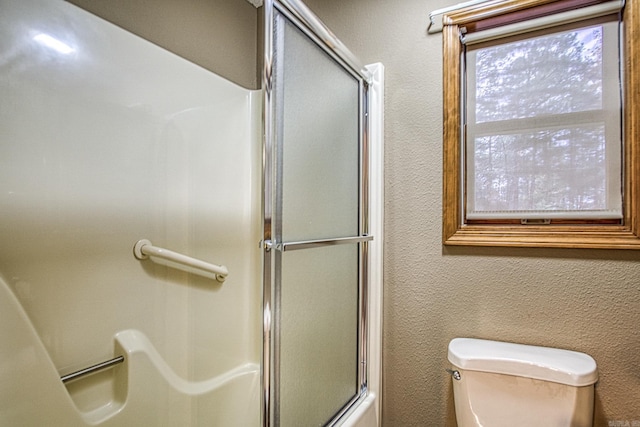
left=448, top=338, right=598, bottom=427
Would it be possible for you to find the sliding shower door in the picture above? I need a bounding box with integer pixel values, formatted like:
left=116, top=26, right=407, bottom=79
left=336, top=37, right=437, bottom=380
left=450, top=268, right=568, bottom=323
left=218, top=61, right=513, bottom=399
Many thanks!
left=263, top=1, right=373, bottom=426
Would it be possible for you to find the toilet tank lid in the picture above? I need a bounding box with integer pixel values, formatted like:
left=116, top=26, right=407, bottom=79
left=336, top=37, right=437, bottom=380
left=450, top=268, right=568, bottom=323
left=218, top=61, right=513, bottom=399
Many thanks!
left=448, top=338, right=598, bottom=386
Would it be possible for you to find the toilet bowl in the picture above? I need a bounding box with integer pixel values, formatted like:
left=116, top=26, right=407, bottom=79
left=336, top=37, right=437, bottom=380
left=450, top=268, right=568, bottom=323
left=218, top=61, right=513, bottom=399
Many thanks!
left=448, top=338, right=598, bottom=427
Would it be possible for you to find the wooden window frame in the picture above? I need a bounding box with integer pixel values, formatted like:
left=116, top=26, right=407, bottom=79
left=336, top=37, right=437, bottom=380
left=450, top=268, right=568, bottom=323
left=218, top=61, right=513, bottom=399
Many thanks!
left=442, top=0, right=640, bottom=249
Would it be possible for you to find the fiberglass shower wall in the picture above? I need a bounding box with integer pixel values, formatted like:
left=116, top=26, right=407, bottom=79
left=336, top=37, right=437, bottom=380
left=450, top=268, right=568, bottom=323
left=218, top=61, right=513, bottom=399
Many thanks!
left=0, top=0, right=261, bottom=424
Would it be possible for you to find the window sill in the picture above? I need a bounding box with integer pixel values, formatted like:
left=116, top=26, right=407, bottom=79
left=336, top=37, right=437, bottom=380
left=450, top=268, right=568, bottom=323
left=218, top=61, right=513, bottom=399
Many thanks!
left=444, top=224, right=640, bottom=249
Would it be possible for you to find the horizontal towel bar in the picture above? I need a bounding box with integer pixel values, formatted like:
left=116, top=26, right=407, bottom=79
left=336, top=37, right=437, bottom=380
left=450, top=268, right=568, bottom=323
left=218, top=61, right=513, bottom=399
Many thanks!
left=61, top=356, right=125, bottom=384
left=268, top=235, right=373, bottom=252
left=133, top=239, right=229, bottom=283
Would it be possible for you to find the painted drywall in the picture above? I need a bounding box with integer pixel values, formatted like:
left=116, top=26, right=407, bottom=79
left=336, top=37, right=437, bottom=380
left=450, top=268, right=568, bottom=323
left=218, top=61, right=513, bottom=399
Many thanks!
left=66, top=0, right=259, bottom=89
left=299, top=0, right=640, bottom=425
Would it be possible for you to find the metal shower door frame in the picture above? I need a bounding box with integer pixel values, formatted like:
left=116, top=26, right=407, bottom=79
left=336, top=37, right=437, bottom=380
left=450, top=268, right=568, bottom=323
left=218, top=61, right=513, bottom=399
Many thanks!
left=261, top=0, right=374, bottom=425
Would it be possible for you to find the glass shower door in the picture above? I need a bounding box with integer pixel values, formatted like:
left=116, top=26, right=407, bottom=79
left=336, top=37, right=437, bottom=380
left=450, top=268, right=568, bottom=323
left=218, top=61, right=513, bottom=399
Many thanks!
left=263, top=0, right=373, bottom=425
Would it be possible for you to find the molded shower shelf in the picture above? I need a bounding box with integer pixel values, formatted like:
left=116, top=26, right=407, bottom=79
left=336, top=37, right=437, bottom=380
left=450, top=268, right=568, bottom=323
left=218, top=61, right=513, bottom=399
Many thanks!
left=0, top=275, right=259, bottom=426
left=63, top=329, right=260, bottom=425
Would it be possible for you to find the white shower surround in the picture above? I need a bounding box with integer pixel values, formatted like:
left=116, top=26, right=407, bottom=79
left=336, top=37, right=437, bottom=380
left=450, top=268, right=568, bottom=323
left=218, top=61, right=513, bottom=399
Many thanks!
left=338, top=62, right=385, bottom=427
left=0, top=0, right=261, bottom=424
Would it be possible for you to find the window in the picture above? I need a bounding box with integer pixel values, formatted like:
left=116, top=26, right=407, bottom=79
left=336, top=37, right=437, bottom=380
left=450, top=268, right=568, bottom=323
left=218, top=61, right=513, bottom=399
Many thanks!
left=441, top=0, right=640, bottom=249
left=467, top=17, right=621, bottom=221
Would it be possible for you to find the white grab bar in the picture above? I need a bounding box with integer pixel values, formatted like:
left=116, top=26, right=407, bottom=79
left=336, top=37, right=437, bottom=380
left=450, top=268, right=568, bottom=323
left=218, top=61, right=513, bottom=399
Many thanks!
left=133, top=239, right=228, bottom=283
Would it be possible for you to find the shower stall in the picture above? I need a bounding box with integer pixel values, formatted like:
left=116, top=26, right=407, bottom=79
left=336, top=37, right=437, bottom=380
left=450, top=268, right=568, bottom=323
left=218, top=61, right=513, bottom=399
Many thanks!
left=0, top=0, right=383, bottom=425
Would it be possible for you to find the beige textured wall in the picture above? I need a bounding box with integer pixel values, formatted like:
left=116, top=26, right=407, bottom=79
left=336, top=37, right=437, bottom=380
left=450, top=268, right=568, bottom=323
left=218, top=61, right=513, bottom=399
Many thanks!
left=66, top=0, right=259, bottom=89
left=63, top=0, right=640, bottom=425
left=300, top=0, right=640, bottom=425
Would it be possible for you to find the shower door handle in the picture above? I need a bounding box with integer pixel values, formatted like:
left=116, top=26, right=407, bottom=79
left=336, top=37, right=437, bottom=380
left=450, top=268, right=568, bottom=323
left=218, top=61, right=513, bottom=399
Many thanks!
left=268, top=235, right=372, bottom=252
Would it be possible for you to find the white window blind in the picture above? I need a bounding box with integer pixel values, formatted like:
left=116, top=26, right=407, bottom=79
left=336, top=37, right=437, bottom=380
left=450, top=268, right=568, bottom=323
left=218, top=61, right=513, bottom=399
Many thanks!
left=461, top=0, right=624, bottom=45
left=464, top=4, right=623, bottom=220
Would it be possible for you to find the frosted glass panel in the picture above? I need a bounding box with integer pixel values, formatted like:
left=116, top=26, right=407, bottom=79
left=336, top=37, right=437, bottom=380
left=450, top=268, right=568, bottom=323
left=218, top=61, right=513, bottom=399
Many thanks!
left=278, top=16, right=360, bottom=242
left=279, top=244, right=358, bottom=426
left=270, top=10, right=364, bottom=426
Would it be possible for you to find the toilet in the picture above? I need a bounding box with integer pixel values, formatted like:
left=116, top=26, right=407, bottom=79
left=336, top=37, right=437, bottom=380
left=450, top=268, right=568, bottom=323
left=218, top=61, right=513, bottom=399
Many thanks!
left=448, top=338, right=598, bottom=427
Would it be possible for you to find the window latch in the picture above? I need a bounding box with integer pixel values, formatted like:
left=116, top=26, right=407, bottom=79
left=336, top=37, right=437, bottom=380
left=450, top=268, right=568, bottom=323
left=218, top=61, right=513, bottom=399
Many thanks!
left=521, top=219, right=551, bottom=225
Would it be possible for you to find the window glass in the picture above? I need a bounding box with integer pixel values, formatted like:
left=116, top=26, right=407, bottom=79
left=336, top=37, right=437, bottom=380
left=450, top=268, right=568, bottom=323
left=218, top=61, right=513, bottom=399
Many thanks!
left=465, top=19, right=622, bottom=220
left=474, top=26, right=603, bottom=122
left=470, top=126, right=607, bottom=215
